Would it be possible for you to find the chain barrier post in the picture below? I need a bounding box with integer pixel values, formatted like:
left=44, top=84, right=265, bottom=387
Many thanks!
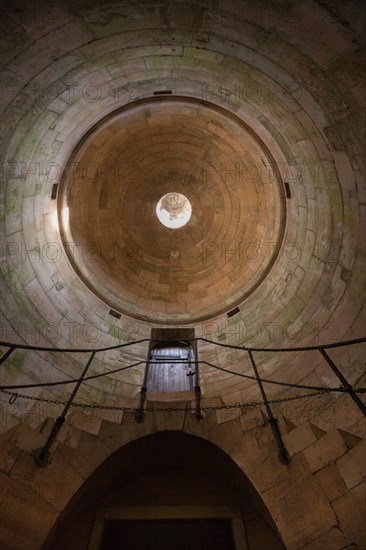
left=319, top=348, right=366, bottom=417
left=248, top=350, right=290, bottom=464
left=136, top=341, right=152, bottom=423
left=193, top=338, right=202, bottom=419
left=136, top=386, right=147, bottom=423
left=33, top=351, right=96, bottom=467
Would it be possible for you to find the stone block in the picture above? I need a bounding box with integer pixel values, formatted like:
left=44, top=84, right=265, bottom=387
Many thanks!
left=96, top=407, right=123, bottom=424
left=8, top=423, right=48, bottom=454
left=98, top=421, right=133, bottom=454
left=7, top=451, right=38, bottom=488
left=56, top=440, right=101, bottom=481
left=270, top=473, right=337, bottom=550
left=39, top=417, right=67, bottom=442
left=337, top=439, right=366, bottom=489
left=215, top=406, right=241, bottom=424
left=0, top=425, right=19, bottom=442
left=121, top=408, right=157, bottom=442
left=68, top=410, right=102, bottom=436
left=331, top=492, right=366, bottom=549
left=0, top=470, right=11, bottom=506
left=34, top=449, right=84, bottom=512
left=315, top=463, right=347, bottom=502
left=240, top=407, right=268, bottom=433
left=283, top=422, right=326, bottom=456
left=351, top=481, right=366, bottom=504
left=151, top=401, right=188, bottom=432
left=303, top=429, right=349, bottom=473
left=234, top=436, right=313, bottom=509
left=38, top=417, right=81, bottom=450
left=63, top=426, right=82, bottom=450
left=208, top=415, right=246, bottom=456
left=0, top=441, right=19, bottom=474
left=245, top=516, right=285, bottom=550
left=182, top=409, right=214, bottom=441
left=147, top=390, right=195, bottom=402
left=278, top=415, right=297, bottom=434
left=0, top=476, right=59, bottom=550
left=297, top=526, right=348, bottom=550
left=337, top=429, right=363, bottom=449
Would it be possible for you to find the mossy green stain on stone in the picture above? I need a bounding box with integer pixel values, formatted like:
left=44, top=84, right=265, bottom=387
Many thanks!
left=1, top=265, right=24, bottom=292
left=5, top=352, right=25, bottom=376
left=330, top=187, right=343, bottom=223
left=4, top=180, right=23, bottom=216
left=108, top=325, right=120, bottom=340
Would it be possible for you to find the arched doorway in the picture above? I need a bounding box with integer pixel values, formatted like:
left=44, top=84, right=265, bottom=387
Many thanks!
left=42, top=432, right=286, bottom=549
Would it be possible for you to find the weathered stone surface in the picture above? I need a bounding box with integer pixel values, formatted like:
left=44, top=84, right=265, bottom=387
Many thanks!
left=231, top=434, right=338, bottom=549
left=0, top=471, right=11, bottom=507
left=95, top=406, right=123, bottom=424
left=315, top=463, right=347, bottom=502
left=150, top=401, right=188, bottom=432
left=331, top=492, right=366, bottom=550
left=267, top=474, right=337, bottom=550
left=0, top=1, right=365, bottom=549
left=0, top=475, right=59, bottom=550
left=337, top=439, right=366, bottom=490
left=245, top=516, right=285, bottom=550
left=6, top=451, right=38, bottom=488
left=240, top=407, right=268, bottom=432
left=283, top=422, right=326, bottom=456
left=215, top=405, right=241, bottom=424
left=97, top=420, right=134, bottom=454
left=0, top=441, right=19, bottom=475
left=8, top=423, right=48, bottom=454
left=303, top=429, right=349, bottom=473
left=297, top=526, right=349, bottom=550
left=33, top=449, right=84, bottom=512
left=68, top=410, right=102, bottom=436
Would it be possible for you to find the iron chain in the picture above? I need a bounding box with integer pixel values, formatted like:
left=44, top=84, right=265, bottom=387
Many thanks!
left=0, top=388, right=331, bottom=413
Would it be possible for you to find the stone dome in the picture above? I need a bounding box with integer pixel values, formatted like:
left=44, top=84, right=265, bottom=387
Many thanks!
left=58, top=97, right=285, bottom=323
left=0, top=2, right=365, bottom=547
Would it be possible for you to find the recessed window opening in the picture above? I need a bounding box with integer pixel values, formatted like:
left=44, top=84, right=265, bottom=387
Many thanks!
left=284, top=181, right=291, bottom=198
left=153, top=90, right=173, bottom=95
left=51, top=183, right=58, bottom=199
left=146, top=341, right=195, bottom=392
left=227, top=306, right=240, bottom=318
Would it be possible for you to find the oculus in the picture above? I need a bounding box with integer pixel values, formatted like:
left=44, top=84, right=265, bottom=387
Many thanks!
left=156, top=192, right=192, bottom=229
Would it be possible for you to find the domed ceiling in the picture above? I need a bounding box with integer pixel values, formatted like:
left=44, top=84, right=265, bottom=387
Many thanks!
left=59, top=97, right=285, bottom=323
left=0, top=0, right=364, bottom=415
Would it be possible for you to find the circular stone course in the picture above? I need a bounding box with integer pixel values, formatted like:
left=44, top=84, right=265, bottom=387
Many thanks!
left=58, top=97, right=286, bottom=323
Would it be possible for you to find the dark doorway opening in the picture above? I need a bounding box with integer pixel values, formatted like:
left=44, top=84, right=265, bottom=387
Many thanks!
left=42, top=433, right=286, bottom=550
left=100, top=518, right=236, bottom=550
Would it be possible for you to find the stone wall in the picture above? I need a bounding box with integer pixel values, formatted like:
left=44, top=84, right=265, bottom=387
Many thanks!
left=0, top=1, right=365, bottom=548
left=0, top=399, right=365, bottom=549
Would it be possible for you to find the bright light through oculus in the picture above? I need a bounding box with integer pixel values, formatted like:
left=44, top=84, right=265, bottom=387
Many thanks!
left=156, top=192, right=192, bottom=229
